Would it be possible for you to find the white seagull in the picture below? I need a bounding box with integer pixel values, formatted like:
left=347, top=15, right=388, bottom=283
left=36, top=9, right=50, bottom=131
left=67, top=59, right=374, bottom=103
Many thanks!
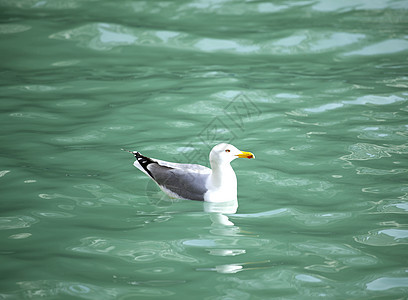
left=125, top=143, right=254, bottom=202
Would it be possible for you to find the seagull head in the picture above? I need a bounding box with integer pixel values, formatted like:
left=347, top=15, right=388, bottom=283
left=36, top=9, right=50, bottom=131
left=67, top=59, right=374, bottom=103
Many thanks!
left=209, top=143, right=255, bottom=165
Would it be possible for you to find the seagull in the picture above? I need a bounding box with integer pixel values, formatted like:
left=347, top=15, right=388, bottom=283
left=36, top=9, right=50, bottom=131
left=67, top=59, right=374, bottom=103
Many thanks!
left=124, top=143, right=254, bottom=202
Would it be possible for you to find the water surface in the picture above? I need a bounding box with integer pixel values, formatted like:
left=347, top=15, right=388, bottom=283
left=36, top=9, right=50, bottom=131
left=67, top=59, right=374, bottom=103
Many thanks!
left=1, top=0, right=408, bottom=298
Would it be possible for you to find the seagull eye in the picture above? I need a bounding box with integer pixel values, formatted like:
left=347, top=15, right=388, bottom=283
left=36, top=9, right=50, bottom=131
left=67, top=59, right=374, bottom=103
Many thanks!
left=225, top=149, right=230, bottom=153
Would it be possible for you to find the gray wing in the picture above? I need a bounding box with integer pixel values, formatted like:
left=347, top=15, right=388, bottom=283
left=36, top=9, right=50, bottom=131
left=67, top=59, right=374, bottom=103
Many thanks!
left=153, top=158, right=211, bottom=174
left=147, top=163, right=210, bottom=201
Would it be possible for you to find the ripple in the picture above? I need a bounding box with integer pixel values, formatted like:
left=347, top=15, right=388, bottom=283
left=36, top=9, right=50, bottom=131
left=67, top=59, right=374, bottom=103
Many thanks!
left=71, top=237, right=198, bottom=263
left=353, top=124, right=408, bottom=142
left=379, top=200, right=408, bottom=213
left=50, top=22, right=368, bottom=56
left=55, top=99, right=88, bottom=107
left=10, top=112, right=59, bottom=120
left=250, top=174, right=334, bottom=192
left=214, top=264, right=243, bottom=274
left=114, top=275, right=184, bottom=288
left=295, top=274, right=322, bottom=283
left=0, top=216, right=37, bottom=230
left=293, top=241, right=378, bottom=272
left=50, top=23, right=189, bottom=52
left=198, top=260, right=272, bottom=274
left=182, top=1, right=291, bottom=15
left=344, top=94, right=405, bottom=106
left=294, top=212, right=352, bottom=226
left=183, top=234, right=268, bottom=250
left=136, top=267, right=175, bottom=275
left=276, top=93, right=301, bottom=99
left=1, top=0, right=80, bottom=9
left=304, top=94, right=406, bottom=114
left=24, top=179, right=37, bottom=183
left=9, top=233, right=32, bottom=239
left=312, top=0, right=407, bottom=12
left=294, top=242, right=360, bottom=256
left=52, top=59, right=80, bottom=67
left=177, top=100, right=224, bottom=115
left=14, top=280, right=118, bottom=299
left=355, top=228, right=408, bottom=246
left=0, top=170, right=10, bottom=177
left=117, top=290, right=174, bottom=299
left=366, top=277, right=408, bottom=291
left=54, top=131, right=106, bottom=143
left=304, top=102, right=344, bottom=113
left=341, top=143, right=408, bottom=161
left=101, top=125, right=135, bottom=132
left=235, top=208, right=291, bottom=218
left=13, top=85, right=60, bottom=92
left=340, top=256, right=378, bottom=266
left=270, top=31, right=364, bottom=54
left=0, top=24, right=31, bottom=34
left=344, top=39, right=408, bottom=56
left=362, top=185, right=408, bottom=194
left=50, top=23, right=139, bottom=51
left=383, top=76, right=408, bottom=88
left=194, top=38, right=260, bottom=53
left=7, top=278, right=177, bottom=298
left=207, top=249, right=246, bottom=256
left=32, top=211, right=75, bottom=218
left=356, top=167, right=408, bottom=175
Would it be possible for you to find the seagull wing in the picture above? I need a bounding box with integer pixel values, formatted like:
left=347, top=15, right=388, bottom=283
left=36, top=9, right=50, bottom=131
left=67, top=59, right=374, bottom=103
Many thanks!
left=134, top=152, right=210, bottom=201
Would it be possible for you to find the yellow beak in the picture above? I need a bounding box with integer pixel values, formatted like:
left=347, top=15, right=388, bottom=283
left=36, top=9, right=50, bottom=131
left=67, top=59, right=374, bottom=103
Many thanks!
left=236, top=151, right=255, bottom=159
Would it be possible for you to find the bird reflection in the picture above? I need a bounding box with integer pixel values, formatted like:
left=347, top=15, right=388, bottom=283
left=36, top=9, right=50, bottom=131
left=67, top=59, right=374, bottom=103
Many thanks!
left=203, top=200, right=238, bottom=226
left=202, top=199, right=247, bottom=273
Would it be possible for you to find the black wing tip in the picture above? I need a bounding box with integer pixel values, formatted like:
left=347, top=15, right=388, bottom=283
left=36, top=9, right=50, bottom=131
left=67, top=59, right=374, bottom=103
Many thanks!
left=122, top=148, right=140, bottom=157
left=122, top=148, right=156, bottom=178
left=134, top=152, right=152, bottom=164
left=133, top=152, right=157, bottom=179
left=121, top=148, right=150, bottom=162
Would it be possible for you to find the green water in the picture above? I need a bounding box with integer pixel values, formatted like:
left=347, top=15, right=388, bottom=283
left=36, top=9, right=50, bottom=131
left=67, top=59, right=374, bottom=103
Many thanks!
left=1, top=0, right=408, bottom=299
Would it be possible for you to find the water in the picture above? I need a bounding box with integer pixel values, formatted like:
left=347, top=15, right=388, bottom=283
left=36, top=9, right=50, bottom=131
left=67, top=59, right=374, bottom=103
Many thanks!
left=1, top=0, right=408, bottom=298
